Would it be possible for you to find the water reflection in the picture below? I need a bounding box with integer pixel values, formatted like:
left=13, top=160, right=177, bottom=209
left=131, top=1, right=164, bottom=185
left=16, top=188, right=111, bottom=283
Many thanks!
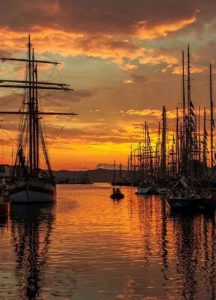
left=10, top=204, right=55, bottom=300
left=161, top=198, right=168, bottom=281
left=129, top=194, right=216, bottom=299
left=0, top=185, right=215, bottom=299
left=169, top=209, right=216, bottom=300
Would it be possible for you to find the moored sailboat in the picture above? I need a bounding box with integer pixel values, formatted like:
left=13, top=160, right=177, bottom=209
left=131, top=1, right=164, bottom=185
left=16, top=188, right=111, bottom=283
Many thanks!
left=0, top=36, right=77, bottom=203
left=166, top=46, right=201, bottom=209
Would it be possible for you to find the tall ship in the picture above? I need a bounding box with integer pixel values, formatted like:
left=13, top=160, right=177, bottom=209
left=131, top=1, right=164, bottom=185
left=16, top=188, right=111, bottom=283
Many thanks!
left=0, top=36, right=76, bottom=203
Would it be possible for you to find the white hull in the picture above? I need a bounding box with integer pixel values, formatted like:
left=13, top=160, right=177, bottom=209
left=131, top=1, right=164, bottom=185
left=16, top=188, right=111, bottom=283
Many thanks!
left=9, top=178, right=56, bottom=204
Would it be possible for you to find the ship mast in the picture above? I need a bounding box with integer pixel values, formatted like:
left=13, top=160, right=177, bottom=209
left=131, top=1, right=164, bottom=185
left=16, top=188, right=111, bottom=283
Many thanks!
left=210, top=64, right=214, bottom=173
left=198, top=106, right=201, bottom=162
left=156, top=122, right=161, bottom=177
left=203, top=108, right=208, bottom=175
left=182, top=51, right=186, bottom=143
left=161, top=106, right=167, bottom=176
left=181, top=50, right=187, bottom=176
left=176, top=107, right=179, bottom=174
left=186, top=45, right=197, bottom=178
left=187, top=45, right=191, bottom=166
left=28, top=36, right=33, bottom=174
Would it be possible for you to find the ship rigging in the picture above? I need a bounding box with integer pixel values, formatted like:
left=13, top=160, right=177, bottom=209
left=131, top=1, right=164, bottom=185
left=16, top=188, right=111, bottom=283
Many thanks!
left=0, top=35, right=77, bottom=203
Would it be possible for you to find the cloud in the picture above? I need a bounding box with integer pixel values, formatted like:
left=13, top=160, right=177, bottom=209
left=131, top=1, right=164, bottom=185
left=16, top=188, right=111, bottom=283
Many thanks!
left=122, top=73, right=149, bottom=85
left=0, top=27, right=181, bottom=72
left=134, top=15, right=197, bottom=40
left=0, top=0, right=214, bottom=70
left=0, top=0, right=213, bottom=36
left=123, top=80, right=133, bottom=85
left=121, top=63, right=138, bottom=72
left=126, top=109, right=176, bottom=119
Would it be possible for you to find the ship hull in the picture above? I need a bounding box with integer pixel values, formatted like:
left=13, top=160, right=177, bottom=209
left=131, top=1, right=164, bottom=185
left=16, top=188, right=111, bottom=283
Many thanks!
left=167, top=197, right=202, bottom=209
left=9, top=178, right=56, bottom=204
left=167, top=197, right=191, bottom=208
left=136, top=188, right=150, bottom=195
left=110, top=193, right=124, bottom=200
left=156, top=187, right=168, bottom=195
left=136, top=186, right=157, bottom=195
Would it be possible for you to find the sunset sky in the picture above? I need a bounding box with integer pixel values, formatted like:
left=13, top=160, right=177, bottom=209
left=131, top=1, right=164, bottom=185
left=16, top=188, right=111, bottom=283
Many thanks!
left=0, top=0, right=215, bottom=170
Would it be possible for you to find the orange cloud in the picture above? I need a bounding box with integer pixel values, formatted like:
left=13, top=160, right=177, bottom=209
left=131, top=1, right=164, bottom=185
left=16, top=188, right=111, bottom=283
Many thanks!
left=0, top=27, right=184, bottom=71
left=139, top=49, right=178, bottom=66
left=172, top=65, right=208, bottom=75
left=126, top=109, right=177, bottom=119
left=120, top=63, right=138, bottom=71
left=134, top=15, right=196, bottom=39
left=123, top=80, right=134, bottom=85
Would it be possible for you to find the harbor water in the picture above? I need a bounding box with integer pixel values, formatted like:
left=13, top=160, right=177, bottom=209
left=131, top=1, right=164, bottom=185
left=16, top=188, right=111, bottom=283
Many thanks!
left=0, top=184, right=215, bottom=300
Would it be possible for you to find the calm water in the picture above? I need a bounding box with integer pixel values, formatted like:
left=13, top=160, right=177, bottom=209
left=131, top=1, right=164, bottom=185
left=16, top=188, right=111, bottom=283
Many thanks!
left=0, top=184, right=215, bottom=300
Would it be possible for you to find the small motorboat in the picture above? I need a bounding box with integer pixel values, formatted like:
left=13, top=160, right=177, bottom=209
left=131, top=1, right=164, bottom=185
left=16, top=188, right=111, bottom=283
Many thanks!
left=111, top=187, right=124, bottom=200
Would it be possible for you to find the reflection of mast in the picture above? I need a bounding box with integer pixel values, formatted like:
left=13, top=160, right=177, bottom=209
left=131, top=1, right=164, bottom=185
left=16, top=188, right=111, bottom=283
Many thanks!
left=209, top=215, right=216, bottom=300
left=172, top=212, right=198, bottom=299
left=10, top=204, right=55, bottom=299
left=161, top=198, right=168, bottom=282
left=203, top=214, right=215, bottom=300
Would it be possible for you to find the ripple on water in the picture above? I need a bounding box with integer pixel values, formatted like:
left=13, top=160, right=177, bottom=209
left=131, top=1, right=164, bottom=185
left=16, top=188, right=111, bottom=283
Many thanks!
left=0, top=184, right=215, bottom=300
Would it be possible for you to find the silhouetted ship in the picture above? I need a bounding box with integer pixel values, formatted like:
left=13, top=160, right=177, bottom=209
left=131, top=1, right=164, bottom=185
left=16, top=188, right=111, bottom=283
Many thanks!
left=0, top=36, right=77, bottom=203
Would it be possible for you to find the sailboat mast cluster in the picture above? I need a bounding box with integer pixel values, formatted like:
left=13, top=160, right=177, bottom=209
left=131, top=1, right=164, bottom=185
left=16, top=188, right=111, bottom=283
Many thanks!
left=122, top=46, right=216, bottom=208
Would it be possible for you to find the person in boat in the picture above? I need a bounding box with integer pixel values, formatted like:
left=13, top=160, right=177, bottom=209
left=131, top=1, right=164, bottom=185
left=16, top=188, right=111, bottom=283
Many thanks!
left=111, top=186, right=124, bottom=198
left=113, top=187, right=121, bottom=194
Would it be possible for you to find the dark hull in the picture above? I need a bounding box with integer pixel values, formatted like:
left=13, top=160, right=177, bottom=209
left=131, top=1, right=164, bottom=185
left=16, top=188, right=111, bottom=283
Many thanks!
left=136, top=187, right=159, bottom=195
left=110, top=193, right=124, bottom=200
left=200, top=198, right=216, bottom=209
left=167, top=197, right=202, bottom=209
